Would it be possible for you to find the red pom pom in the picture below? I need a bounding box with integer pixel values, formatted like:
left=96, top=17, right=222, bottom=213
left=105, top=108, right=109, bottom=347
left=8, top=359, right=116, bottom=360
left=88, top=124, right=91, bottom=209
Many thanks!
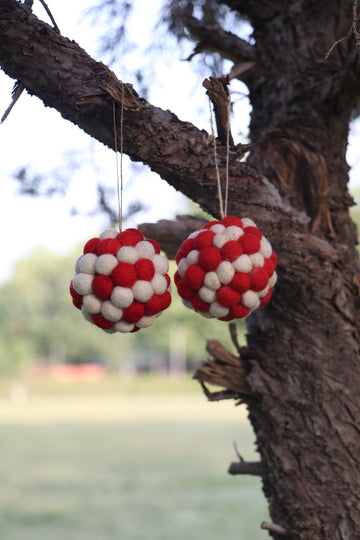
left=175, top=248, right=185, bottom=264
left=184, top=264, right=206, bottom=290
left=193, top=230, right=216, bottom=250
left=181, top=238, right=195, bottom=258
left=147, top=238, right=161, bottom=254
left=260, top=289, right=273, bottom=307
left=159, top=290, right=171, bottom=310
left=134, top=259, right=155, bottom=281
left=250, top=268, right=269, bottom=292
left=117, top=228, right=144, bottom=246
left=230, top=272, right=251, bottom=293
left=96, top=238, right=121, bottom=256
left=70, top=281, right=83, bottom=309
left=83, top=237, right=99, bottom=254
left=198, top=246, right=222, bottom=271
left=270, top=251, right=278, bottom=267
left=216, top=286, right=241, bottom=307
left=203, top=220, right=219, bottom=229
left=220, top=241, right=243, bottom=262
left=243, top=226, right=262, bottom=239
left=174, top=270, right=182, bottom=286
left=91, top=314, right=114, bottom=329
left=123, top=302, right=145, bottom=323
left=175, top=217, right=277, bottom=322
left=177, top=279, right=196, bottom=301
left=240, top=233, right=261, bottom=254
left=264, top=258, right=275, bottom=277
left=192, top=294, right=209, bottom=312
left=92, top=275, right=113, bottom=299
left=219, top=313, right=235, bottom=322
left=112, top=262, right=137, bottom=287
left=144, top=295, right=163, bottom=315
left=229, top=304, right=250, bottom=319
left=164, top=274, right=171, bottom=287
left=221, top=216, right=243, bottom=227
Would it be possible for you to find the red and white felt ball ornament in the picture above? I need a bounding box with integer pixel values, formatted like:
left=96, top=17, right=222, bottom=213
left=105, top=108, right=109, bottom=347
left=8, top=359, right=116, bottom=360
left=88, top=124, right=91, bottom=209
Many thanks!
left=70, top=228, right=171, bottom=333
left=174, top=216, right=277, bottom=321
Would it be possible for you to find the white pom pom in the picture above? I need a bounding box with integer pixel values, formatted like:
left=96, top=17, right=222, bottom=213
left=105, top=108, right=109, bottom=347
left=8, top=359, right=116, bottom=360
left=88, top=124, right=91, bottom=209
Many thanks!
left=199, top=310, right=214, bottom=318
left=151, top=274, right=168, bottom=295
left=136, top=315, right=156, bottom=329
left=259, top=237, right=272, bottom=258
left=101, top=300, right=123, bottom=322
left=103, top=327, right=117, bottom=334
left=199, top=286, right=216, bottom=303
left=242, top=290, right=260, bottom=309
left=95, top=254, right=118, bottom=275
left=187, top=249, right=199, bottom=265
left=82, top=294, right=102, bottom=314
left=212, top=233, right=228, bottom=249
left=115, top=320, right=135, bottom=333
left=210, top=223, right=225, bottom=234
left=81, top=307, right=93, bottom=322
left=111, top=286, right=134, bottom=308
left=268, top=272, right=277, bottom=288
left=117, top=246, right=139, bottom=264
left=181, top=299, right=193, bottom=309
left=258, top=284, right=270, bottom=298
left=79, top=253, right=97, bottom=274
left=188, top=229, right=201, bottom=239
left=99, top=228, right=118, bottom=240
left=135, top=241, right=155, bottom=259
left=132, top=280, right=153, bottom=302
left=242, top=217, right=256, bottom=227
left=232, top=254, right=253, bottom=273
left=209, top=301, right=229, bottom=318
left=216, top=261, right=235, bottom=285
left=250, top=253, right=264, bottom=268
left=204, top=271, right=221, bottom=291
left=153, top=254, right=169, bottom=274
left=72, top=273, right=93, bottom=295
left=177, top=258, right=189, bottom=278
left=74, top=255, right=82, bottom=273
left=224, top=225, right=243, bottom=241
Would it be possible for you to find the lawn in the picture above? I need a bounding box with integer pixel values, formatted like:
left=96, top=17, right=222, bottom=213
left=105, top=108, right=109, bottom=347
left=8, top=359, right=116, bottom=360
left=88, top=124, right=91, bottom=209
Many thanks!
left=0, top=377, right=269, bottom=540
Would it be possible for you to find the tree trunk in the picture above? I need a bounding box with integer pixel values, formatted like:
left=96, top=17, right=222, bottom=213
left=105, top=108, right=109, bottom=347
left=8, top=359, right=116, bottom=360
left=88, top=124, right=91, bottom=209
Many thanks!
left=222, top=2, right=360, bottom=538
left=1, top=0, right=360, bottom=538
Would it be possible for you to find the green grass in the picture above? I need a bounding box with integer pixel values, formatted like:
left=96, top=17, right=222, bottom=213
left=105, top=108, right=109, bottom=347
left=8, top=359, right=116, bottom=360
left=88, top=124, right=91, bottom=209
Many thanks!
left=0, top=377, right=269, bottom=540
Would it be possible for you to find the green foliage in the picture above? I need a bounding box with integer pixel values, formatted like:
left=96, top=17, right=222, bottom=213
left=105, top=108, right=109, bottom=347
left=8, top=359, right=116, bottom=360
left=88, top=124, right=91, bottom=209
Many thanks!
left=0, top=245, right=246, bottom=376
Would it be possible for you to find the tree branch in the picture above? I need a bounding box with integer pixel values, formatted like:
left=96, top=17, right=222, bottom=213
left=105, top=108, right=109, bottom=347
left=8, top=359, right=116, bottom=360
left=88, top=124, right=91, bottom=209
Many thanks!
left=228, top=461, right=263, bottom=476
left=138, top=215, right=207, bottom=258
left=175, top=7, right=255, bottom=69
left=203, top=76, right=233, bottom=146
left=193, top=339, right=258, bottom=400
left=0, top=0, right=307, bottom=235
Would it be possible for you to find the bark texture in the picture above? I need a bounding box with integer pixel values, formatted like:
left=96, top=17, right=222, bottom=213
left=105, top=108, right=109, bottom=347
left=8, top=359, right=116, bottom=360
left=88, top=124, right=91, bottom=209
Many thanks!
left=1, top=1, right=360, bottom=538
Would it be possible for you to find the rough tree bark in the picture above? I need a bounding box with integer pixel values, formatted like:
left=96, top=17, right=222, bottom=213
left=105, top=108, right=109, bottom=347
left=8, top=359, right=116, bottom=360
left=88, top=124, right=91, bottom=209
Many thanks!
left=1, top=1, right=360, bottom=538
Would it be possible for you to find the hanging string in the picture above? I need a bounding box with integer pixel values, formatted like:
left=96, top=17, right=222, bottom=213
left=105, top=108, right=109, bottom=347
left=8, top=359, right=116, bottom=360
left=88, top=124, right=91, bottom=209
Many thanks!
left=112, top=85, right=125, bottom=232
left=224, top=92, right=231, bottom=218
left=209, top=97, right=225, bottom=220
left=208, top=89, right=231, bottom=220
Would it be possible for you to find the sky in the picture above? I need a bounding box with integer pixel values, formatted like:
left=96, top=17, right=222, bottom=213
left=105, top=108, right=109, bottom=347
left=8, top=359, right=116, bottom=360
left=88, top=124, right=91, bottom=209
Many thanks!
left=0, top=1, right=359, bottom=283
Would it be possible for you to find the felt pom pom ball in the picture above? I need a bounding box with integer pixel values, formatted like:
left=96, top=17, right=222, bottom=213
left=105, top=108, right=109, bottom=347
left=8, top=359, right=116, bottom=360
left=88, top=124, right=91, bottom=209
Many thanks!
left=70, top=228, right=171, bottom=333
left=175, top=216, right=277, bottom=321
